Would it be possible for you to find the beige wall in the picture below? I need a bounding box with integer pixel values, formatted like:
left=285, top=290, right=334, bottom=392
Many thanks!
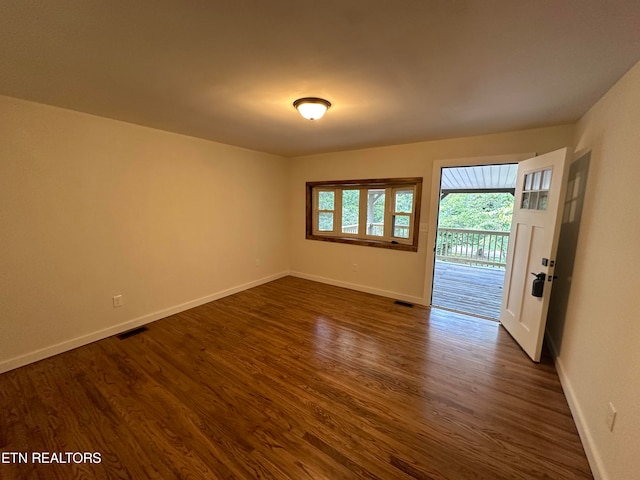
left=288, top=125, right=574, bottom=302
left=0, top=95, right=289, bottom=372
left=546, top=61, right=640, bottom=480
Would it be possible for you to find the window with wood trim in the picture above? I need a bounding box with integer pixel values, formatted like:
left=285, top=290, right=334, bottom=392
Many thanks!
left=306, top=178, right=422, bottom=251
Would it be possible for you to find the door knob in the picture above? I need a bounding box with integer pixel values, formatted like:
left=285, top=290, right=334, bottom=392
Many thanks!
left=531, top=272, right=545, bottom=297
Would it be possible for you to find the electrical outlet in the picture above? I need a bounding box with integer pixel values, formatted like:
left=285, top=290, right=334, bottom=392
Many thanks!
left=112, top=294, right=124, bottom=308
left=352, top=263, right=358, bottom=272
left=606, top=402, right=617, bottom=432
left=255, top=259, right=261, bottom=268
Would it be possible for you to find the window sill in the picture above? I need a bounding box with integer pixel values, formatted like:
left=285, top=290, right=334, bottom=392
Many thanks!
left=306, top=234, right=418, bottom=252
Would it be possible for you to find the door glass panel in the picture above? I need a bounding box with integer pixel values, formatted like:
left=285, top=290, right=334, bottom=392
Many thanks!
left=393, top=215, right=410, bottom=238
left=522, top=168, right=552, bottom=210
left=532, top=171, right=542, bottom=190
left=395, top=190, right=413, bottom=213
left=538, top=192, right=549, bottom=210
left=525, top=173, right=533, bottom=190
left=341, top=189, right=359, bottom=234
left=318, top=212, right=334, bottom=231
left=541, top=169, right=552, bottom=190
left=367, top=189, right=385, bottom=236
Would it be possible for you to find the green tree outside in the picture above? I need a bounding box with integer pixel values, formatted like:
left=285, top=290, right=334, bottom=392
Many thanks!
left=438, top=193, right=514, bottom=231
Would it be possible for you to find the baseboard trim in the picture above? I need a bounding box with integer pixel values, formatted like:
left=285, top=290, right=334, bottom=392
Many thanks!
left=0, top=271, right=289, bottom=374
left=289, top=271, right=426, bottom=305
left=546, top=333, right=606, bottom=480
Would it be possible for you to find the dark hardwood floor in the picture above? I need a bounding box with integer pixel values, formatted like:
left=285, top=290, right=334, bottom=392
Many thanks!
left=0, top=276, right=592, bottom=479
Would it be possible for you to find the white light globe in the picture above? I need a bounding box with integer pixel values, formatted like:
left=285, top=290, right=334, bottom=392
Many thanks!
left=293, top=98, right=331, bottom=120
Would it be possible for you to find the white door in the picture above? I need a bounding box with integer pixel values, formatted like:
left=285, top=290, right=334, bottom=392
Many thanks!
left=500, top=148, right=569, bottom=362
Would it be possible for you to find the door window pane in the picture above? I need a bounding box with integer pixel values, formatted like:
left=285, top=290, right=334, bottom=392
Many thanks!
left=538, top=192, right=549, bottom=210
left=532, top=171, right=542, bottom=190
left=522, top=168, right=552, bottom=210
left=367, top=189, right=385, bottom=236
left=524, top=173, right=533, bottom=190
left=341, top=189, right=360, bottom=234
left=541, top=169, right=552, bottom=190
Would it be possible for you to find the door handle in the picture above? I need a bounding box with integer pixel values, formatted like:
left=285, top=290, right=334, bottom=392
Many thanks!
left=531, top=272, right=545, bottom=297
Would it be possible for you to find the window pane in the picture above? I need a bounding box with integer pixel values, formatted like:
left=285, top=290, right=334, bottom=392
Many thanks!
left=393, top=215, right=410, bottom=238
left=318, top=191, right=334, bottom=210
left=537, top=192, right=549, bottom=210
left=521, top=192, right=530, bottom=209
left=318, top=212, right=334, bottom=231
left=395, top=190, right=413, bottom=213
left=532, top=171, right=542, bottom=190
left=541, top=169, right=552, bottom=190
left=341, top=189, right=360, bottom=233
left=524, top=173, right=532, bottom=191
left=367, top=189, right=385, bottom=236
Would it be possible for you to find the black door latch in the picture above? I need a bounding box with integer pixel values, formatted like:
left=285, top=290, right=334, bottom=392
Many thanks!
left=531, top=272, right=546, bottom=297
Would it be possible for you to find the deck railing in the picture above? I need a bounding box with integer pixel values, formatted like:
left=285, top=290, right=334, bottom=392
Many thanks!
left=436, top=227, right=510, bottom=268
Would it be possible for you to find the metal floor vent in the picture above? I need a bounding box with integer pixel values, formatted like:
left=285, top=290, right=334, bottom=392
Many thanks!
left=117, top=326, right=148, bottom=340
left=394, top=300, right=414, bottom=308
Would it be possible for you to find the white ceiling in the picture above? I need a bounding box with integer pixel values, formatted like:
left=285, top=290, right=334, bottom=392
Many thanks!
left=1, top=1, right=640, bottom=157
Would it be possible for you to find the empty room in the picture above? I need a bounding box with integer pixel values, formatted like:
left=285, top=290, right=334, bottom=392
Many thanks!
left=1, top=2, right=639, bottom=479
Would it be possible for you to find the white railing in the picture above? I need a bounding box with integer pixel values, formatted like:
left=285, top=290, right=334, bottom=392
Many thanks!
left=436, top=227, right=510, bottom=268
left=341, top=223, right=409, bottom=237
left=368, top=223, right=384, bottom=236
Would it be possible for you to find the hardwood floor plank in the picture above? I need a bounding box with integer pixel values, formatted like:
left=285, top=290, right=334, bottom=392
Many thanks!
left=152, top=311, right=416, bottom=479
left=76, top=343, right=241, bottom=479
left=0, top=276, right=591, bottom=479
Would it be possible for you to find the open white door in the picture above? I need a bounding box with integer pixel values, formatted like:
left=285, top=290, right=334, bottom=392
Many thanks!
left=500, top=148, right=569, bottom=362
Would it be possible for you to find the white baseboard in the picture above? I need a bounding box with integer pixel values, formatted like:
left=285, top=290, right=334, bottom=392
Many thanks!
left=546, top=333, right=606, bottom=480
left=0, top=271, right=289, bottom=374
left=289, top=270, right=426, bottom=305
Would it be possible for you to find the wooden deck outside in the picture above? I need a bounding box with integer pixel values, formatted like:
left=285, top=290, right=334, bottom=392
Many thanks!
left=432, top=260, right=505, bottom=320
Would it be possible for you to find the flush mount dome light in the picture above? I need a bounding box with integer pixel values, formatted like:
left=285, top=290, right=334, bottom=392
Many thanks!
left=293, top=97, right=331, bottom=120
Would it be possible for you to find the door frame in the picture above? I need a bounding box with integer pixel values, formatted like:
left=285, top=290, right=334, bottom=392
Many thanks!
left=423, top=153, right=535, bottom=305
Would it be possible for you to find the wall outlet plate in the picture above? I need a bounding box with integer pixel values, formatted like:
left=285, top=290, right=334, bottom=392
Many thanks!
left=112, top=294, right=124, bottom=308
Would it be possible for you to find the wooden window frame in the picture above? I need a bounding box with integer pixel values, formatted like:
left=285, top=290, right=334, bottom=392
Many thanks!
left=306, top=177, right=423, bottom=252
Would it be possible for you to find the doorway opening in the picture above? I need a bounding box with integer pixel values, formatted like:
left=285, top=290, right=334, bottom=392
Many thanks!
left=431, top=164, right=517, bottom=320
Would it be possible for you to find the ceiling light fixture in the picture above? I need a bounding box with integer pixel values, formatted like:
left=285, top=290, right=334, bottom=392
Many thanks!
left=293, top=97, right=331, bottom=120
